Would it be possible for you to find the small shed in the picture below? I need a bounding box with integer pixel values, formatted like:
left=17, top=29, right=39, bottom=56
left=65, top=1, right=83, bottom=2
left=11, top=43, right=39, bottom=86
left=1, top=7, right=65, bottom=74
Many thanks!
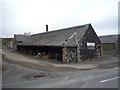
left=99, top=34, right=120, bottom=56
left=13, top=34, right=30, bottom=51
left=14, top=34, right=30, bottom=44
left=17, top=24, right=101, bottom=63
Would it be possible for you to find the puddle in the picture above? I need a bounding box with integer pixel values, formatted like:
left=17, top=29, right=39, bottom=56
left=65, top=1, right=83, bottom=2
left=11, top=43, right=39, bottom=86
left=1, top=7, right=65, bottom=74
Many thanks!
left=32, top=75, right=46, bottom=78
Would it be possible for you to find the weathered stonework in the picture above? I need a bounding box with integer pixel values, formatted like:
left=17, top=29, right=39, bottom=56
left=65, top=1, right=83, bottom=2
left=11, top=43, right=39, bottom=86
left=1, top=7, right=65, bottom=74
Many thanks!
left=62, top=47, right=77, bottom=63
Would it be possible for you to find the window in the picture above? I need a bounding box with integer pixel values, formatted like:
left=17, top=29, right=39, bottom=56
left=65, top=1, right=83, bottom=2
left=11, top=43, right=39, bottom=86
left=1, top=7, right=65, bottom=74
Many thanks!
left=87, top=42, right=95, bottom=49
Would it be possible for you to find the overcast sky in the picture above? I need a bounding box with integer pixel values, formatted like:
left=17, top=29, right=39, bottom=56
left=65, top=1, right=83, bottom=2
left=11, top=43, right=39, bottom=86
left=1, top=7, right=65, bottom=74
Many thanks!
left=1, top=0, right=119, bottom=38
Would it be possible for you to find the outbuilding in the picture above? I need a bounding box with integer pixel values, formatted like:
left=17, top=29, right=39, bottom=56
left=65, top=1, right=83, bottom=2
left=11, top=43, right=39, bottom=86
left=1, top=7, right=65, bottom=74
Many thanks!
left=17, top=24, right=101, bottom=63
left=13, top=34, right=30, bottom=51
left=99, top=34, right=120, bottom=56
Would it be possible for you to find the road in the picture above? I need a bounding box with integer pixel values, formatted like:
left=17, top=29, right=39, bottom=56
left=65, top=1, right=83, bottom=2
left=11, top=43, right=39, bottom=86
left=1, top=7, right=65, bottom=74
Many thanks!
left=3, top=67, right=118, bottom=88
left=2, top=49, right=119, bottom=88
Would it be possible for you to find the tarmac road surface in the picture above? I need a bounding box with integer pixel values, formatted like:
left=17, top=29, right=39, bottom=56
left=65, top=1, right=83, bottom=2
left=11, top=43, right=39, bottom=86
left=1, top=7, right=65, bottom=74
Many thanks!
left=3, top=67, right=118, bottom=88
left=2, top=49, right=119, bottom=88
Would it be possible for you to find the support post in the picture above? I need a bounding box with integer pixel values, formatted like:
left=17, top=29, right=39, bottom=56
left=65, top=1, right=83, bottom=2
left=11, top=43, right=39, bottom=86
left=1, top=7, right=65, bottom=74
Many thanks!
left=62, top=47, right=67, bottom=63
left=75, top=32, right=81, bottom=62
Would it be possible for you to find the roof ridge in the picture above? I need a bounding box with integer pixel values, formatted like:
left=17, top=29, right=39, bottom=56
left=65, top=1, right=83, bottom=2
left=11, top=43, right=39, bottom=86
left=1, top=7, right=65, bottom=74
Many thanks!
left=32, top=23, right=91, bottom=36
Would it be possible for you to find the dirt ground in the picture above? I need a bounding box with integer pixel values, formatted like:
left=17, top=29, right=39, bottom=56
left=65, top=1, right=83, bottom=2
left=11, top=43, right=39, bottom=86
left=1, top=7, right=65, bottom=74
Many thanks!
left=2, top=49, right=119, bottom=84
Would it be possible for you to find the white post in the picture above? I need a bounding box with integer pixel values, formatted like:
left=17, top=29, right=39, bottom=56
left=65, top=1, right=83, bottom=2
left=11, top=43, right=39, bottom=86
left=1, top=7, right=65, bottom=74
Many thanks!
left=75, top=32, right=81, bottom=62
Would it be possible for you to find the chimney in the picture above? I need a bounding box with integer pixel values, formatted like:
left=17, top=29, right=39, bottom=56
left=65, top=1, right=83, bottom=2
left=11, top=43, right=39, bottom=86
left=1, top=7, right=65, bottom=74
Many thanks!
left=46, top=25, right=48, bottom=32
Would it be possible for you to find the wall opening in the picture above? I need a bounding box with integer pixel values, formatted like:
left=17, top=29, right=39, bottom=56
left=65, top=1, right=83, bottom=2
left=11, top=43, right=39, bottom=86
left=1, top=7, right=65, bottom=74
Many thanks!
left=17, top=45, right=63, bottom=62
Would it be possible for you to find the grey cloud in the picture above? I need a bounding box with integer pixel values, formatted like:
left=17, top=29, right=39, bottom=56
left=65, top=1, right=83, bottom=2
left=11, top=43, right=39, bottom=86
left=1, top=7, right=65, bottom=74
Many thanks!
left=94, top=16, right=118, bottom=30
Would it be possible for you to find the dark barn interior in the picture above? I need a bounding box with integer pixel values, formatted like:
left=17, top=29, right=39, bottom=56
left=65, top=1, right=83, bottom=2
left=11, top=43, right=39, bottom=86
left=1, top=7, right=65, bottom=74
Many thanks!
left=17, top=45, right=63, bottom=61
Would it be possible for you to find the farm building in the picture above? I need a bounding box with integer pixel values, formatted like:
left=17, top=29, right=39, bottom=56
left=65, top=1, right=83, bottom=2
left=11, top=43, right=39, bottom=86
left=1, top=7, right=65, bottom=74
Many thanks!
left=13, top=34, right=30, bottom=51
left=99, top=34, right=120, bottom=56
left=14, top=34, right=30, bottom=44
left=16, top=24, right=101, bottom=63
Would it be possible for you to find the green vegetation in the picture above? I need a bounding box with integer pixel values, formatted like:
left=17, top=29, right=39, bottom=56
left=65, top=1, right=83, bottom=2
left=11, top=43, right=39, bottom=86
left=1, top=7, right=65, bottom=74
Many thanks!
left=103, top=55, right=111, bottom=60
left=2, top=38, right=14, bottom=49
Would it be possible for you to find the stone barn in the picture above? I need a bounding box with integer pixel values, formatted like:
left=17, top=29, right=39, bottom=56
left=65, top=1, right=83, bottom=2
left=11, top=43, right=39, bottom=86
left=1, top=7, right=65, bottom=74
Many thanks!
left=13, top=34, right=30, bottom=51
left=17, top=24, right=101, bottom=63
left=14, top=34, right=30, bottom=44
left=99, top=34, right=120, bottom=56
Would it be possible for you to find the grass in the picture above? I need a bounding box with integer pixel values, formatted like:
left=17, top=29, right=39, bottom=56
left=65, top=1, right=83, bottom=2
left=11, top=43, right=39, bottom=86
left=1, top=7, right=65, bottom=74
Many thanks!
left=102, top=56, right=111, bottom=60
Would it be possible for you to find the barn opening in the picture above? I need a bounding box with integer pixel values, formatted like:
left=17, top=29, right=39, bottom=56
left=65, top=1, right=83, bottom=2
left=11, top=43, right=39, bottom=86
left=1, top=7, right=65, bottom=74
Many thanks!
left=17, top=45, right=63, bottom=61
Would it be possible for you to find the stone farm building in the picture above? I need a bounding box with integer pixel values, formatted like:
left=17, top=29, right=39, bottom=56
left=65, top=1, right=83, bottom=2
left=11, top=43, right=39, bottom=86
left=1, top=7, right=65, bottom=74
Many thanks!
left=16, top=24, right=101, bottom=63
left=99, top=34, right=120, bottom=56
left=13, top=34, right=30, bottom=51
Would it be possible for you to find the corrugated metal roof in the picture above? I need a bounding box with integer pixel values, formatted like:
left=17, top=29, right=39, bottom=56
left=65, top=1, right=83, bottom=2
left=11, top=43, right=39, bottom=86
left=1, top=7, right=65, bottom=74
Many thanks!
left=99, top=34, right=119, bottom=44
left=20, top=24, right=91, bottom=46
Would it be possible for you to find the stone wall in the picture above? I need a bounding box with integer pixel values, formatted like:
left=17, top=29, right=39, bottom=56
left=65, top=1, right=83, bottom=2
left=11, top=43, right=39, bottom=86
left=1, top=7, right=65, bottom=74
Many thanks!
left=62, top=47, right=77, bottom=63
